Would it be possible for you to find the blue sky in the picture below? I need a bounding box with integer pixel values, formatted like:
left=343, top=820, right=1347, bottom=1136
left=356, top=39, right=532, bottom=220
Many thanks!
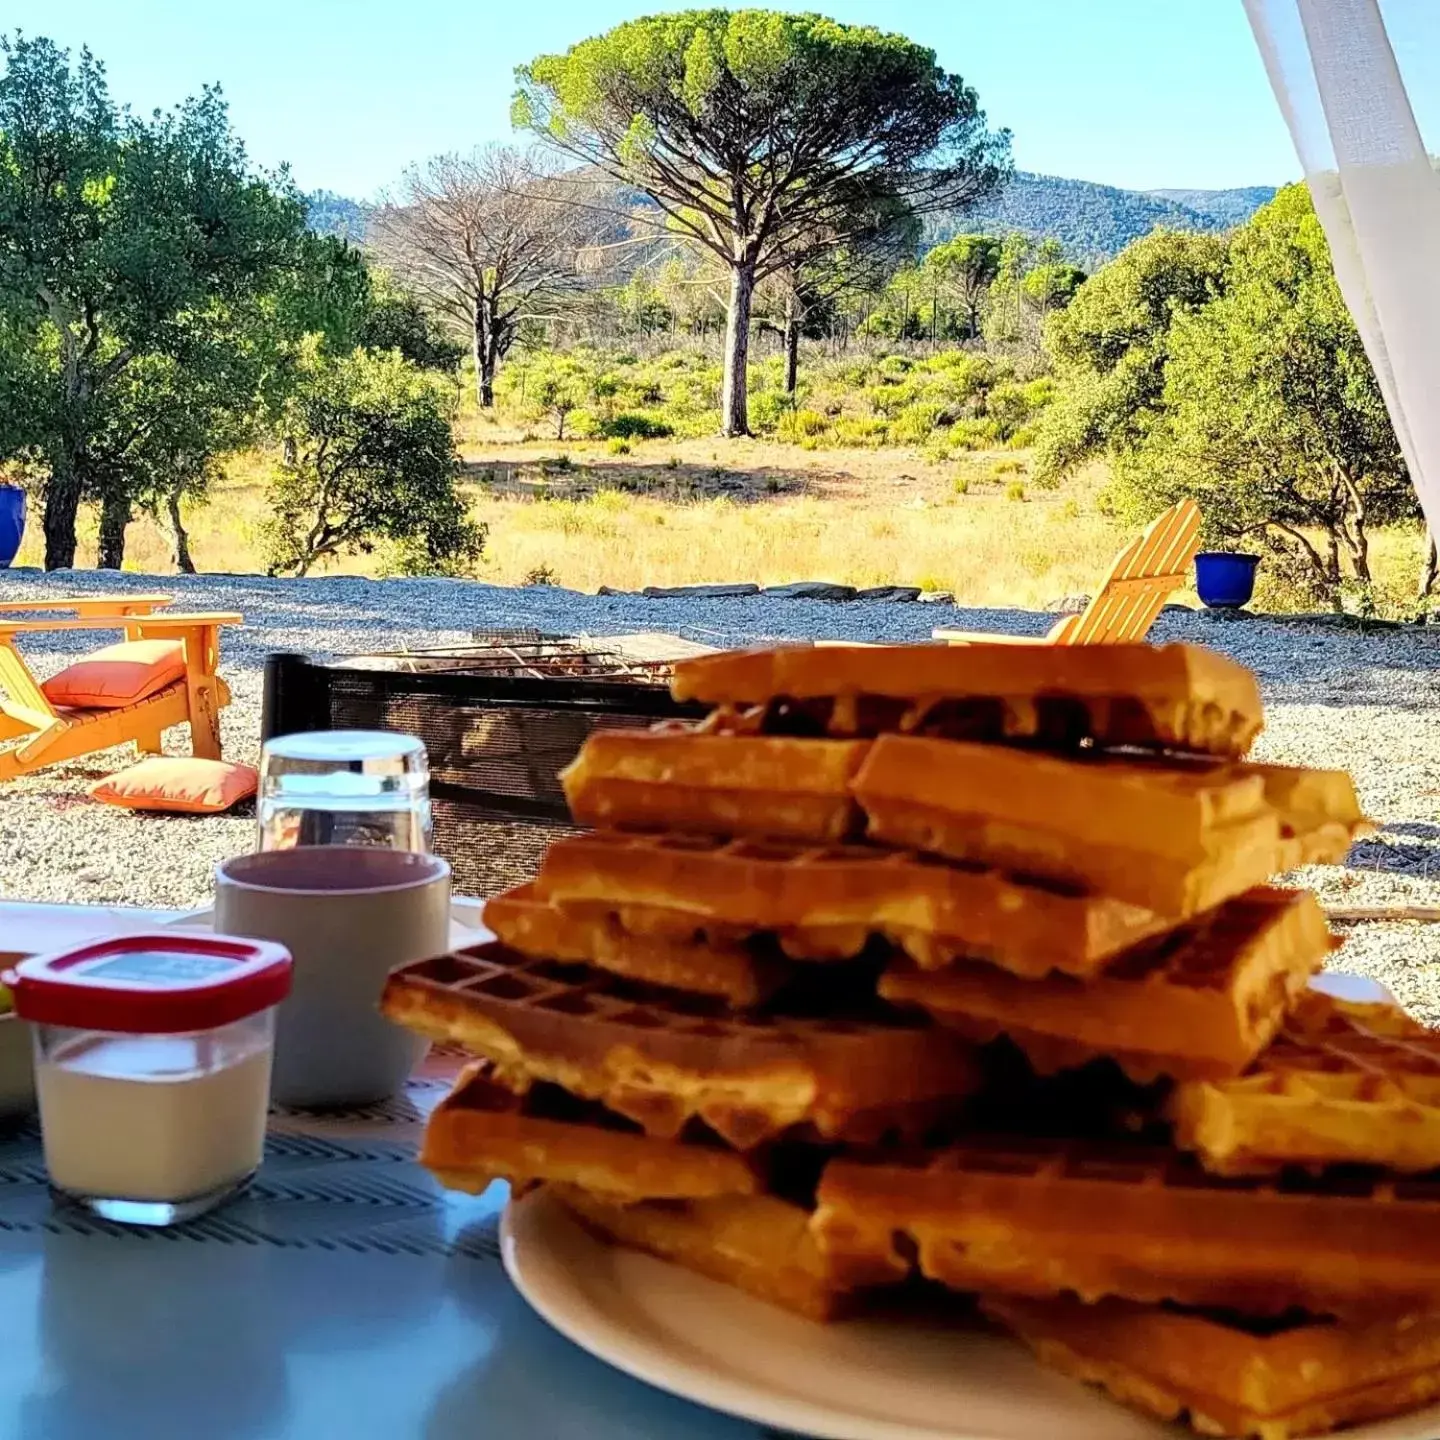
left=10, top=1, right=1439, bottom=199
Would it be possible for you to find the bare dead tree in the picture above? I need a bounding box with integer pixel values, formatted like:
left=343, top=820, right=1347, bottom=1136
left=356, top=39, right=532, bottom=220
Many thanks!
left=369, top=145, right=607, bottom=408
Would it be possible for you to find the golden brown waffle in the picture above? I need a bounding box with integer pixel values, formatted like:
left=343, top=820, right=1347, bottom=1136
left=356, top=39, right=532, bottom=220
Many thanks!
left=534, top=831, right=1173, bottom=980
left=483, top=883, right=786, bottom=1007
left=553, top=1187, right=863, bottom=1322
left=813, top=1137, right=1440, bottom=1317
left=1241, top=762, right=1373, bottom=868
left=420, top=1061, right=759, bottom=1201
left=1171, top=992, right=1440, bottom=1175
left=380, top=943, right=981, bottom=1149
left=880, top=889, right=1334, bottom=1083
left=560, top=730, right=868, bottom=842
left=983, top=1294, right=1440, bottom=1440
left=853, top=739, right=1362, bottom=917
left=672, top=642, right=1263, bottom=756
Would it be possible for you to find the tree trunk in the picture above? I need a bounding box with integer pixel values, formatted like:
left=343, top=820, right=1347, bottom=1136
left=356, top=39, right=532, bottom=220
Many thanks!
left=1340, top=470, right=1371, bottom=581
left=472, top=297, right=492, bottom=409
left=96, top=492, right=131, bottom=570
left=1422, top=534, right=1439, bottom=598
left=1349, top=518, right=1372, bottom=582
left=481, top=304, right=502, bottom=409
left=282, top=435, right=298, bottom=468
left=783, top=291, right=800, bottom=396
left=43, top=448, right=83, bottom=571
left=167, top=487, right=196, bottom=574
left=721, top=261, right=755, bottom=437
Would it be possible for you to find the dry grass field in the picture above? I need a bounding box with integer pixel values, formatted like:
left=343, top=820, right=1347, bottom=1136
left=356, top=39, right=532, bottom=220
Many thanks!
left=13, top=416, right=1432, bottom=613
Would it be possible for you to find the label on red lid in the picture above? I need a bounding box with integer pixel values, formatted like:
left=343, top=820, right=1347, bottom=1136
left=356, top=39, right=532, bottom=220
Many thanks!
left=79, top=952, right=238, bottom=986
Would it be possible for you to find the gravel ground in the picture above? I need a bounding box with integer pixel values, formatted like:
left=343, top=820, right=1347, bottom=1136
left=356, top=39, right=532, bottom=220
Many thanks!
left=2, top=569, right=1439, bottom=1016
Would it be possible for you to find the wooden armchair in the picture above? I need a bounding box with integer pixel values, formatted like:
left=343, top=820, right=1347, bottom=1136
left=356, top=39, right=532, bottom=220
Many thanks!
left=934, top=499, right=1202, bottom=646
left=0, top=593, right=173, bottom=621
left=0, top=609, right=241, bottom=780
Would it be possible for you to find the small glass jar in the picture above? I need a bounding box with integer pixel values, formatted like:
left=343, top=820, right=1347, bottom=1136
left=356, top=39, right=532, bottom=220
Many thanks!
left=8, top=933, right=292, bottom=1227
left=257, top=730, right=432, bottom=853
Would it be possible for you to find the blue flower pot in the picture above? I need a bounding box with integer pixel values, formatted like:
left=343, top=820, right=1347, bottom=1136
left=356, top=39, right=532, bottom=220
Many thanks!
left=0, top=485, right=23, bottom=569
left=1195, top=550, right=1260, bottom=609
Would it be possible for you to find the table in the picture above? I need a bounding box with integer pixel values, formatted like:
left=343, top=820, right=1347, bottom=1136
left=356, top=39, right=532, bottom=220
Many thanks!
left=0, top=903, right=770, bottom=1440
left=0, top=904, right=1397, bottom=1440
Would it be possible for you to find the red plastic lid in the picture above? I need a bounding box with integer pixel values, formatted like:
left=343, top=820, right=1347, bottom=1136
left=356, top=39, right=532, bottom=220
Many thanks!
left=7, top=933, right=293, bottom=1034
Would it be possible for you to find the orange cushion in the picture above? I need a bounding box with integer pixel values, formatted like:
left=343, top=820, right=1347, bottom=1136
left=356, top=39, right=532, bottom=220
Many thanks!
left=89, top=759, right=257, bottom=814
left=42, top=640, right=186, bottom=709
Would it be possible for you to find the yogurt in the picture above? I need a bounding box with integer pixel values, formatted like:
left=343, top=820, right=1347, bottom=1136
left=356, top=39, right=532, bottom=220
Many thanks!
left=36, top=1031, right=272, bottom=1202
left=9, top=932, right=292, bottom=1226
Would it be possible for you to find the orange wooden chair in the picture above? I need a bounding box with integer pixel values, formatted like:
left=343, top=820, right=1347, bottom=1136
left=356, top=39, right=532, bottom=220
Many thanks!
left=933, top=498, right=1202, bottom=646
left=0, top=593, right=173, bottom=620
left=0, top=606, right=241, bottom=780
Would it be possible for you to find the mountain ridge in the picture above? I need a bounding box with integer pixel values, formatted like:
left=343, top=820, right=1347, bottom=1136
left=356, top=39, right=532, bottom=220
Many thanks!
left=934, top=172, right=1278, bottom=265
left=305, top=172, right=1280, bottom=269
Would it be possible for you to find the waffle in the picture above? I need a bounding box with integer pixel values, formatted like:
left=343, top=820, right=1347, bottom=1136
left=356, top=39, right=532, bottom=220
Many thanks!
left=420, top=1060, right=759, bottom=1201
left=813, top=1137, right=1440, bottom=1316
left=554, top=1187, right=861, bottom=1321
left=984, top=1295, right=1440, bottom=1440
left=1171, top=992, right=1440, bottom=1175
left=484, top=883, right=787, bottom=1006
left=560, top=730, right=868, bottom=842
left=880, top=889, right=1334, bottom=1083
left=1246, top=761, right=1373, bottom=868
left=671, top=642, right=1263, bottom=756
left=533, top=831, right=1174, bottom=980
left=380, top=944, right=981, bottom=1149
left=853, top=739, right=1361, bottom=917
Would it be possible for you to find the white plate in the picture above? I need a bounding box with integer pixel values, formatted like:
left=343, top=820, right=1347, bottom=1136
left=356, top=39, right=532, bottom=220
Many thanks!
left=501, top=1189, right=1440, bottom=1440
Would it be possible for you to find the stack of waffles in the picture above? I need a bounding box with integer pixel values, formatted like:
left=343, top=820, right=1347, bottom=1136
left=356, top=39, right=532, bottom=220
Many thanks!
left=379, top=641, right=1440, bottom=1439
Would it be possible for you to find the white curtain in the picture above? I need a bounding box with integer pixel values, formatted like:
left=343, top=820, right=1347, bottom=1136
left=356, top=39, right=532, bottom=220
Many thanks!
left=1244, top=0, right=1440, bottom=534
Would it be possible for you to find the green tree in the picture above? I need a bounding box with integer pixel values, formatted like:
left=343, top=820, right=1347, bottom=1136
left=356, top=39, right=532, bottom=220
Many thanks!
left=760, top=199, right=920, bottom=391
left=0, top=35, right=304, bottom=569
left=263, top=344, right=484, bottom=578
left=1113, top=186, right=1412, bottom=600
left=514, top=10, right=1010, bottom=436
left=981, top=236, right=1084, bottom=354
left=1032, top=228, right=1228, bottom=481
left=923, top=234, right=1001, bottom=339
left=81, top=300, right=271, bottom=570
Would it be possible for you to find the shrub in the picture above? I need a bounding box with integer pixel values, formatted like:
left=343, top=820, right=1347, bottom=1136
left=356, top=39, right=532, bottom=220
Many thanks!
left=1005, top=480, right=1027, bottom=502
left=832, top=416, right=888, bottom=447
left=777, top=408, right=829, bottom=442
left=953, top=474, right=970, bottom=496
left=265, top=347, right=484, bottom=578
left=589, top=487, right=634, bottom=514
left=985, top=382, right=1035, bottom=441
left=990, top=457, right=1025, bottom=476
left=948, top=418, right=1000, bottom=451
left=607, top=438, right=631, bottom=455
left=747, top=390, right=791, bottom=434
left=890, top=403, right=945, bottom=447
left=522, top=564, right=558, bottom=586
left=603, top=412, right=673, bottom=440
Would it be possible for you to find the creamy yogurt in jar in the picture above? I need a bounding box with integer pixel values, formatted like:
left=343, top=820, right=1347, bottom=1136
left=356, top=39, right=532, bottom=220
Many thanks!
left=9, top=934, right=292, bottom=1226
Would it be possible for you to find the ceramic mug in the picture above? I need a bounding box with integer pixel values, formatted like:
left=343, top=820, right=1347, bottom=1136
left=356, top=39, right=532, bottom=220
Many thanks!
left=214, top=847, right=450, bottom=1107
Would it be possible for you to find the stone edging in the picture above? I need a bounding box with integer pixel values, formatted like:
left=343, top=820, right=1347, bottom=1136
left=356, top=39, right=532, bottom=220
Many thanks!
left=596, top=581, right=951, bottom=603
